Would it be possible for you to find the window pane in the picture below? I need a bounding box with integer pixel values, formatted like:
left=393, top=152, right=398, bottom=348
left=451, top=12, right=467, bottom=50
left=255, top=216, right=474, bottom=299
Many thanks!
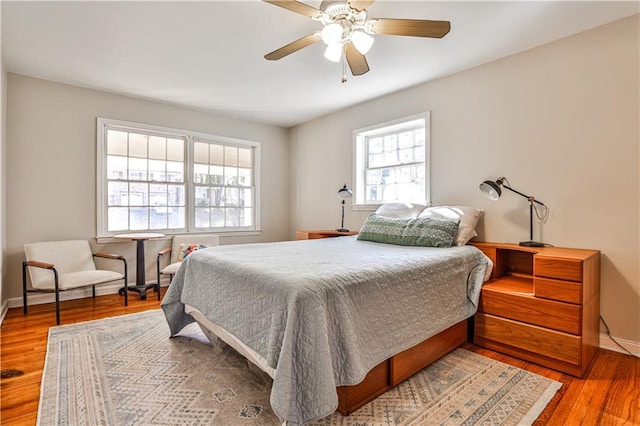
left=383, top=134, right=397, bottom=151
left=150, top=184, right=167, bottom=207
left=128, top=158, right=147, bottom=181
left=224, top=166, right=238, bottom=185
left=226, top=208, right=239, bottom=227
left=383, top=151, right=398, bottom=166
left=366, top=169, right=381, bottom=185
left=398, top=131, right=413, bottom=148
left=108, top=207, right=128, bottom=231
left=195, top=186, right=210, bottom=207
left=149, top=136, right=166, bottom=160
left=368, top=137, right=383, bottom=154
left=238, top=168, right=252, bottom=186
left=241, top=208, right=253, bottom=226
left=167, top=138, right=184, bottom=161
left=167, top=185, right=185, bottom=207
left=210, top=165, right=224, bottom=185
left=130, top=207, right=148, bottom=230
left=167, top=161, right=184, bottom=183
left=150, top=207, right=167, bottom=229
left=195, top=207, right=210, bottom=228
left=194, top=142, right=209, bottom=164
left=367, top=185, right=380, bottom=201
left=225, top=188, right=239, bottom=207
left=399, top=148, right=413, bottom=164
left=107, top=130, right=128, bottom=156
left=108, top=181, right=128, bottom=206
left=149, top=160, right=166, bottom=181
left=239, top=188, right=253, bottom=207
left=107, top=155, right=127, bottom=180
left=224, top=146, right=238, bottom=166
left=129, top=182, right=148, bottom=206
left=210, top=144, right=224, bottom=165
left=168, top=207, right=185, bottom=229
left=414, top=128, right=425, bottom=146
left=129, top=133, right=148, bottom=158
left=211, top=208, right=224, bottom=227
left=238, top=148, right=252, bottom=168
left=414, top=145, right=425, bottom=162
left=369, top=153, right=383, bottom=168
left=211, top=187, right=224, bottom=207
left=194, top=163, right=209, bottom=184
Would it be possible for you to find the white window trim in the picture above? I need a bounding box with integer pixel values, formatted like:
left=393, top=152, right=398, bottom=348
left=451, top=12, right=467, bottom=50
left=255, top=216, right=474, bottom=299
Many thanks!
left=352, top=111, right=431, bottom=211
left=96, top=117, right=261, bottom=238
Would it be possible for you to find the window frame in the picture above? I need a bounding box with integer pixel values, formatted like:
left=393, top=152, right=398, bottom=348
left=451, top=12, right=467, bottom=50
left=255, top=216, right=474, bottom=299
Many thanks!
left=352, top=112, right=431, bottom=210
left=96, top=117, right=261, bottom=238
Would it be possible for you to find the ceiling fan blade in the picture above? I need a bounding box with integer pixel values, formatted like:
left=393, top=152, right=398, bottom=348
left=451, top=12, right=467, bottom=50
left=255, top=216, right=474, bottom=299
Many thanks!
left=264, top=33, right=322, bottom=60
left=263, top=0, right=323, bottom=19
left=370, top=18, right=451, bottom=38
left=345, top=43, right=370, bottom=76
left=348, top=0, right=374, bottom=12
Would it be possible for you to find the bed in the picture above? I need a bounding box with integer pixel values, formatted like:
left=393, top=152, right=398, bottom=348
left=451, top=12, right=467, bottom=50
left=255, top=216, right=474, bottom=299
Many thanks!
left=162, top=234, right=492, bottom=425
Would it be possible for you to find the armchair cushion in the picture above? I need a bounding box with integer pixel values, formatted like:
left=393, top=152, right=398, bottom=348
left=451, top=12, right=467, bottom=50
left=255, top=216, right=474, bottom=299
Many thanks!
left=160, top=262, right=182, bottom=276
left=55, top=270, right=125, bottom=291
left=24, top=240, right=98, bottom=290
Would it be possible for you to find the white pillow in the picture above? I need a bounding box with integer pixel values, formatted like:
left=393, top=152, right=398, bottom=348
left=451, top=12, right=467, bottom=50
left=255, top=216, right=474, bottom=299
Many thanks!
left=418, top=205, right=482, bottom=246
left=375, top=202, right=426, bottom=219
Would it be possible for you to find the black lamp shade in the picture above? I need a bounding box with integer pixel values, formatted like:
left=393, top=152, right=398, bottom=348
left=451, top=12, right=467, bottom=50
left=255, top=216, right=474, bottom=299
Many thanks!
left=337, top=184, right=353, bottom=199
left=479, top=180, right=502, bottom=201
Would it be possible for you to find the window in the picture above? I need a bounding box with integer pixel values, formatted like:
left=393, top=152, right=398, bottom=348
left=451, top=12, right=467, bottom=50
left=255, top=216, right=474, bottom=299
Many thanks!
left=97, top=118, right=260, bottom=237
left=353, top=112, right=430, bottom=208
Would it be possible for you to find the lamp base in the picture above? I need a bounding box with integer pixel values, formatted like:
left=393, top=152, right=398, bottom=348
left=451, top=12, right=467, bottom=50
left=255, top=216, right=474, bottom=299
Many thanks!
left=336, top=228, right=350, bottom=233
left=519, top=240, right=546, bottom=247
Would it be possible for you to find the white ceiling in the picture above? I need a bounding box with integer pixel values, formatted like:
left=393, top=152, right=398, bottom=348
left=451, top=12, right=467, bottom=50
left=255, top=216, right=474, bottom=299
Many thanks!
left=2, top=1, right=638, bottom=128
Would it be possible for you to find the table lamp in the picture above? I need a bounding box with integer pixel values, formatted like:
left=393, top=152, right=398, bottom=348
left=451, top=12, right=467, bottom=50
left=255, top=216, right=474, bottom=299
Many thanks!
left=479, top=176, right=548, bottom=247
left=337, top=184, right=353, bottom=232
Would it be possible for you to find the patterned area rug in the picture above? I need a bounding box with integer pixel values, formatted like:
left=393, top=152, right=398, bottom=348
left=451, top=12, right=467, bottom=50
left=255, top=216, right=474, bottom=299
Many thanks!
left=39, top=310, right=561, bottom=425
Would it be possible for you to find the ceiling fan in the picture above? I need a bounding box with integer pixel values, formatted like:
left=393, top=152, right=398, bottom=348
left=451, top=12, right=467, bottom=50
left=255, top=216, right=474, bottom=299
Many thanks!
left=263, top=0, right=451, bottom=80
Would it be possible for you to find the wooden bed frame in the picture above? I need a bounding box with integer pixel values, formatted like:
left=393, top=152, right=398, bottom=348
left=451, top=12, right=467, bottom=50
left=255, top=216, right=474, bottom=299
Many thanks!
left=336, top=319, right=469, bottom=415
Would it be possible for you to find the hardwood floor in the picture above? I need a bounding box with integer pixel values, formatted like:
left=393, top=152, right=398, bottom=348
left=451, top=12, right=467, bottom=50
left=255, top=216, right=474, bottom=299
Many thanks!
left=1, top=292, right=638, bottom=425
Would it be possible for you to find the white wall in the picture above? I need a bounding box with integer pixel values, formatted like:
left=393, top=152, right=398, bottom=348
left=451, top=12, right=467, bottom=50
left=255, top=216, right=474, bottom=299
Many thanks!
left=4, top=74, right=289, bottom=300
left=290, top=15, right=640, bottom=344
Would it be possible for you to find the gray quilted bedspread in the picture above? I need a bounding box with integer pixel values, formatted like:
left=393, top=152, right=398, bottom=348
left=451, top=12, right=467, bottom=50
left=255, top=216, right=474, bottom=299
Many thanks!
left=161, top=236, right=492, bottom=425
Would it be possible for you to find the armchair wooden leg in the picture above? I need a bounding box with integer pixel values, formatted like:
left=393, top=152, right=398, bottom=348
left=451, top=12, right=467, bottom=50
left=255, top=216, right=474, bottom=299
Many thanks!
left=92, top=285, right=96, bottom=298
left=53, top=270, right=60, bottom=325
left=156, top=260, right=161, bottom=301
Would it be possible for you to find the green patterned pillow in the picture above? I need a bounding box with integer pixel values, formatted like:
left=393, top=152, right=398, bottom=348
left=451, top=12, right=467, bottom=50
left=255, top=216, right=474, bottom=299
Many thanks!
left=357, top=213, right=409, bottom=245
left=402, top=217, right=460, bottom=248
left=358, top=213, right=459, bottom=247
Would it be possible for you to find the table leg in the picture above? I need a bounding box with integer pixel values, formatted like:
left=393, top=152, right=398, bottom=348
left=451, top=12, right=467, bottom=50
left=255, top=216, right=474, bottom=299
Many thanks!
left=117, top=238, right=158, bottom=300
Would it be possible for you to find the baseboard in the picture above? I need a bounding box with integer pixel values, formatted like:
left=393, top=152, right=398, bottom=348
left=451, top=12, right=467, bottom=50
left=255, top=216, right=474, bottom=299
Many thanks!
left=599, top=333, right=640, bottom=357
left=7, top=279, right=171, bottom=310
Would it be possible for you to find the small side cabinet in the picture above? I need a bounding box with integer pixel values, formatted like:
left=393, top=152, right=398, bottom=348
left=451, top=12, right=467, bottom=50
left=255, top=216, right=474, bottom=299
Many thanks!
left=470, top=242, right=600, bottom=377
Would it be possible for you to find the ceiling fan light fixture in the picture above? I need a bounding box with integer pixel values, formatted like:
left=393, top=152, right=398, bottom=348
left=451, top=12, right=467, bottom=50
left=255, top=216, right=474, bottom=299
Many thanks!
left=321, top=23, right=343, bottom=45
left=324, top=43, right=343, bottom=62
left=351, top=30, right=374, bottom=54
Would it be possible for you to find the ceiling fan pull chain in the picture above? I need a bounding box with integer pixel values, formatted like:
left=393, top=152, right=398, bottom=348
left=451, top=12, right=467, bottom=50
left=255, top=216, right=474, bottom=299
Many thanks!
left=341, top=45, right=348, bottom=83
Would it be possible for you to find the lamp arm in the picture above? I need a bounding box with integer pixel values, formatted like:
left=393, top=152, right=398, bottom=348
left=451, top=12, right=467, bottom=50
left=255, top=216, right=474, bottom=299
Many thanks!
left=502, top=184, right=546, bottom=206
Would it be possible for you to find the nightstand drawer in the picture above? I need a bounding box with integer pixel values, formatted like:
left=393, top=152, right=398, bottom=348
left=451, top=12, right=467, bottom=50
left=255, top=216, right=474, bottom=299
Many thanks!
left=534, top=277, right=582, bottom=304
left=475, top=313, right=581, bottom=365
left=479, top=287, right=581, bottom=335
left=535, top=257, right=583, bottom=282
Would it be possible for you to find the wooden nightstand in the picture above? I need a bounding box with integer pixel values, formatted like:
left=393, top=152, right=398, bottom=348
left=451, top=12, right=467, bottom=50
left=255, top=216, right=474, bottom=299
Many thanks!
left=296, top=230, right=358, bottom=240
left=470, top=242, right=600, bottom=377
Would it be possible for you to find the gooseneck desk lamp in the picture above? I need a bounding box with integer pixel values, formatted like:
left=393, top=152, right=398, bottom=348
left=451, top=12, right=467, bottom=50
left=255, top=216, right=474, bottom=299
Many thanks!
left=336, top=184, right=353, bottom=232
left=479, top=177, right=549, bottom=247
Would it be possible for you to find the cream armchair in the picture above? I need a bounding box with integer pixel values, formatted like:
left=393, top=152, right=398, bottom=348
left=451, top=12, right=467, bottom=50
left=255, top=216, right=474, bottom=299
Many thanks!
left=156, top=234, right=220, bottom=299
left=23, top=240, right=128, bottom=324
